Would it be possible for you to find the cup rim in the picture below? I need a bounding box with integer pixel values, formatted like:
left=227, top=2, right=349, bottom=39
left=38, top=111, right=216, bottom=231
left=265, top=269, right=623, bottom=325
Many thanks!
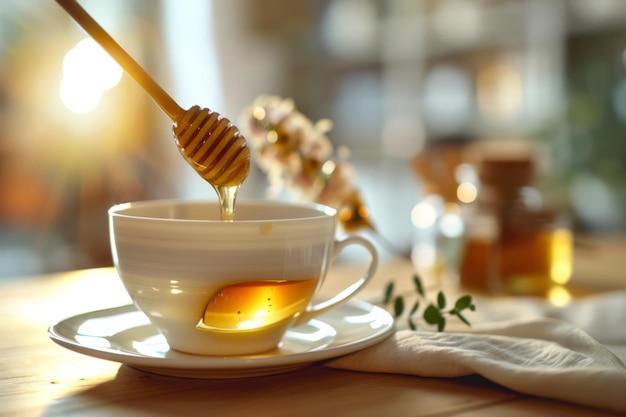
left=108, top=198, right=337, bottom=223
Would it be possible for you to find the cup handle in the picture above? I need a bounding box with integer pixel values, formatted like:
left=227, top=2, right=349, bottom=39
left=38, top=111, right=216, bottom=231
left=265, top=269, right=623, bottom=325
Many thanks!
left=293, top=235, right=378, bottom=326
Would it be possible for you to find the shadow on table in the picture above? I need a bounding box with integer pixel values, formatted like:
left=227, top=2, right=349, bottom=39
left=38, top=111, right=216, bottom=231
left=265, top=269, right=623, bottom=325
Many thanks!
left=42, top=364, right=521, bottom=417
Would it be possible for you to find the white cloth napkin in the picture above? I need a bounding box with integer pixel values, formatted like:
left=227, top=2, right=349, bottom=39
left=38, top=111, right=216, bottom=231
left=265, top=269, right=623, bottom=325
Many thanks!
left=326, top=293, right=626, bottom=413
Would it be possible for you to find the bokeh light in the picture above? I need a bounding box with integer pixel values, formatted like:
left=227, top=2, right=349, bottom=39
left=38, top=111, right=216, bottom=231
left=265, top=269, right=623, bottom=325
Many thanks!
left=456, top=182, right=478, bottom=204
left=60, top=38, right=123, bottom=113
left=550, top=228, right=573, bottom=285
left=411, top=195, right=443, bottom=229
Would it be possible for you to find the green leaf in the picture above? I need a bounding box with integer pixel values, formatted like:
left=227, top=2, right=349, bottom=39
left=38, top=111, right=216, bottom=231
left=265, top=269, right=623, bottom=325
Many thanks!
left=381, top=273, right=477, bottom=332
left=437, top=316, right=446, bottom=332
left=454, top=295, right=473, bottom=311
left=413, top=274, right=425, bottom=297
left=437, top=291, right=446, bottom=309
left=455, top=311, right=471, bottom=326
left=383, top=281, right=394, bottom=305
left=393, top=296, right=405, bottom=318
left=423, top=304, right=441, bottom=325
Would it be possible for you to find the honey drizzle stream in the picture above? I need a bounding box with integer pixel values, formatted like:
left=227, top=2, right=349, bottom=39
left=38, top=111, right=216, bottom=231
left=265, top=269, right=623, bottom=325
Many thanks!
left=214, top=184, right=240, bottom=221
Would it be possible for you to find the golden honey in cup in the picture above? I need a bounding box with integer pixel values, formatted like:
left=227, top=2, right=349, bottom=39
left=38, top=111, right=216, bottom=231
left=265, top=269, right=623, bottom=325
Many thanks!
left=199, top=279, right=319, bottom=331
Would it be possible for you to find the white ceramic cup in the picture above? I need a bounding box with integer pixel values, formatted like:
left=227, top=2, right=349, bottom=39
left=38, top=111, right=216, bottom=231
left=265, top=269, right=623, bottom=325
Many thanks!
left=108, top=199, right=378, bottom=356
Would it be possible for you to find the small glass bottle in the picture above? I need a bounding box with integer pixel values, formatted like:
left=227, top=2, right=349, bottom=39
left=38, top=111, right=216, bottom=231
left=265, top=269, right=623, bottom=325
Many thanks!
left=459, top=148, right=573, bottom=295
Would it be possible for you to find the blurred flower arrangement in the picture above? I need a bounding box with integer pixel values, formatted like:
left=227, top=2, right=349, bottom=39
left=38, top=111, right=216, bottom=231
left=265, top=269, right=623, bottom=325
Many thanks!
left=239, top=95, right=374, bottom=233
left=239, top=96, right=476, bottom=329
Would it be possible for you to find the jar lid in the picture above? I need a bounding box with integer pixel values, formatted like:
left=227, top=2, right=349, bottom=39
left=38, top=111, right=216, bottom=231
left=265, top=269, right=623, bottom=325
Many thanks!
left=472, top=140, right=536, bottom=187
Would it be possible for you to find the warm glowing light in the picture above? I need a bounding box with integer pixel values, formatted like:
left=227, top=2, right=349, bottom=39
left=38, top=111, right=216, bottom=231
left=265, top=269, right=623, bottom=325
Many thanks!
left=19, top=269, right=130, bottom=326
left=457, top=182, right=478, bottom=203
left=548, top=285, right=572, bottom=307
left=267, top=130, right=278, bottom=143
left=550, top=228, right=573, bottom=285
left=59, top=77, right=102, bottom=114
left=60, top=38, right=123, bottom=113
left=252, top=106, right=266, bottom=120
left=321, top=160, right=336, bottom=176
left=169, top=279, right=182, bottom=294
left=238, top=309, right=268, bottom=330
left=439, top=211, right=464, bottom=238
left=237, top=319, right=265, bottom=330
left=339, top=207, right=353, bottom=222
left=412, top=202, right=438, bottom=229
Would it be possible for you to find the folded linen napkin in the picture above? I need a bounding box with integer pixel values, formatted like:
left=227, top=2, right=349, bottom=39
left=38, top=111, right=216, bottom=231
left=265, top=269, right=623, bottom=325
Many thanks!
left=326, top=316, right=626, bottom=413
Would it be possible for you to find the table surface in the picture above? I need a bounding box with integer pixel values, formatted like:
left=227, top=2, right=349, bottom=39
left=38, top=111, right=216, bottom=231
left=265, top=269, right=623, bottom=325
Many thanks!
left=2, top=235, right=625, bottom=417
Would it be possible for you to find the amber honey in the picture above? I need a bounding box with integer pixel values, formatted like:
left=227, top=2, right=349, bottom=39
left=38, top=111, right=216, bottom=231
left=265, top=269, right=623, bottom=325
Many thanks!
left=461, top=227, right=573, bottom=294
left=458, top=238, right=493, bottom=289
left=498, top=227, right=552, bottom=294
left=200, top=279, right=319, bottom=331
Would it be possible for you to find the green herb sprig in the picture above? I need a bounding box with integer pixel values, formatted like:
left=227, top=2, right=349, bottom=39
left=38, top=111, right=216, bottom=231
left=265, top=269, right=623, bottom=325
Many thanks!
left=382, top=274, right=476, bottom=332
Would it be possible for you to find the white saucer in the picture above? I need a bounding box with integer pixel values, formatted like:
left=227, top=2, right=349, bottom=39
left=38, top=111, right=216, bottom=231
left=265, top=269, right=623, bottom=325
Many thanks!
left=48, top=299, right=394, bottom=379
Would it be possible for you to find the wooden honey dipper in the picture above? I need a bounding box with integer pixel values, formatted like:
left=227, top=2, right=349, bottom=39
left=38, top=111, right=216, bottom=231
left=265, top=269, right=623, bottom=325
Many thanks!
left=56, top=0, right=250, bottom=187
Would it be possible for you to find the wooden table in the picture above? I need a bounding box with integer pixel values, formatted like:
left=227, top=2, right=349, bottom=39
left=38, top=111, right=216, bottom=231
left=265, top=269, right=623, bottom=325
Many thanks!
left=1, top=258, right=622, bottom=417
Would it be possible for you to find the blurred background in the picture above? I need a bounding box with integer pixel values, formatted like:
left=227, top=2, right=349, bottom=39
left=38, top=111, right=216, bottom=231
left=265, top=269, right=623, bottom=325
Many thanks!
left=1, top=0, right=626, bottom=280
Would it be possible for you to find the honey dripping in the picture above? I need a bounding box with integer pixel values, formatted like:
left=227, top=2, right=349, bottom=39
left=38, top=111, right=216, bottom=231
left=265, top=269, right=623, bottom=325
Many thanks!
left=173, top=105, right=251, bottom=220
left=53, top=1, right=250, bottom=221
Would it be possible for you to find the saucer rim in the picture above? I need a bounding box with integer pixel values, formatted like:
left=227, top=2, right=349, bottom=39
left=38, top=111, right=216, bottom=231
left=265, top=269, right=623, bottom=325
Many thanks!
left=48, top=298, right=395, bottom=378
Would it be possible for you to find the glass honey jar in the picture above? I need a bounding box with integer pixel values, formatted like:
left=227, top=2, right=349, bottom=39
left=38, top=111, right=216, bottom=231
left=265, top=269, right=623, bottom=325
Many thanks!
left=459, top=145, right=573, bottom=295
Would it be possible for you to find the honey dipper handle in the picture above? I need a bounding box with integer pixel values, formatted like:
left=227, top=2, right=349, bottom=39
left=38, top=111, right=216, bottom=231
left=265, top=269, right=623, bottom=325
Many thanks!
left=56, top=0, right=183, bottom=121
